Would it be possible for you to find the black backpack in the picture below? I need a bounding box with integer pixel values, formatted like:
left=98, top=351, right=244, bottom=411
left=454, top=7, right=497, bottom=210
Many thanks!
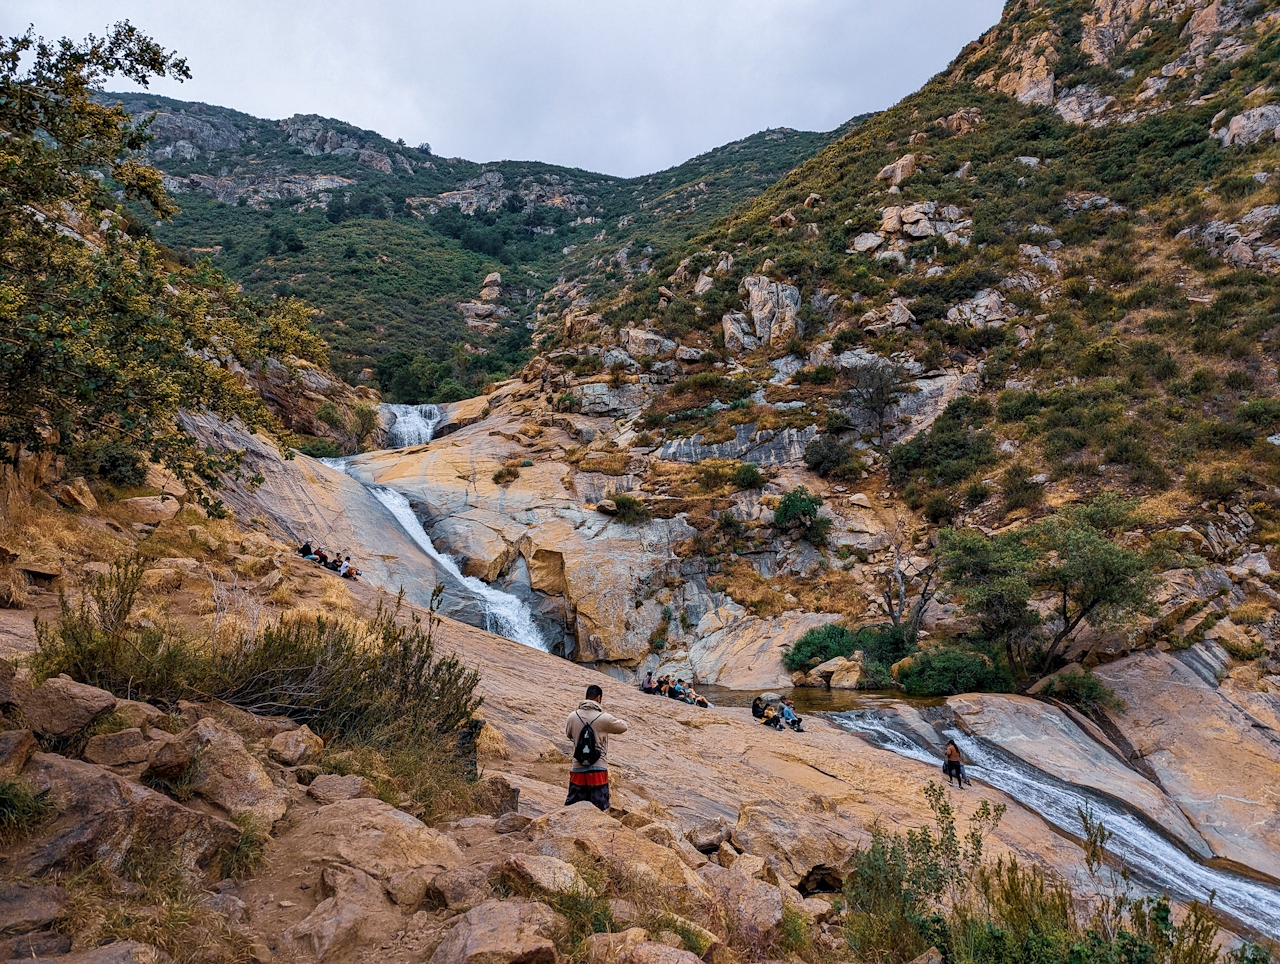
left=573, top=711, right=602, bottom=767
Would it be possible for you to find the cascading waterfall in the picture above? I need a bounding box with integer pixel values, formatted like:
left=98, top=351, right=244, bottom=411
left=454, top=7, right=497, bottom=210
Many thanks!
left=320, top=406, right=549, bottom=652
left=835, top=712, right=1280, bottom=940
left=366, top=484, right=548, bottom=651
left=385, top=403, right=444, bottom=448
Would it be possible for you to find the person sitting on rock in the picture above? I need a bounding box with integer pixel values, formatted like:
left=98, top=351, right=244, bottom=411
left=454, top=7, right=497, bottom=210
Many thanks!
left=339, top=556, right=360, bottom=580
left=640, top=672, right=655, bottom=694
left=298, top=538, right=315, bottom=559
left=780, top=700, right=804, bottom=732
left=752, top=696, right=767, bottom=719
left=760, top=702, right=785, bottom=730
left=314, top=547, right=330, bottom=566
left=944, top=739, right=970, bottom=788
left=564, top=683, right=629, bottom=811
left=668, top=679, right=685, bottom=700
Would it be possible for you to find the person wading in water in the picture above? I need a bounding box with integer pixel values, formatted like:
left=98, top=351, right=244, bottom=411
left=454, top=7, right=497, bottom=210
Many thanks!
left=944, top=739, right=971, bottom=788
left=565, top=683, right=629, bottom=811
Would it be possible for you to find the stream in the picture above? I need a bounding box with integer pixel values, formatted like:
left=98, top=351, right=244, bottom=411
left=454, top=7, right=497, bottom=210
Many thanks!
left=324, top=403, right=549, bottom=651
left=835, top=710, right=1280, bottom=941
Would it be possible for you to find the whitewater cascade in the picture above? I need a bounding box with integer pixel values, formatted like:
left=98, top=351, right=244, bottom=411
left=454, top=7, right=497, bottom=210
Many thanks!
left=321, top=407, right=549, bottom=652
left=385, top=403, right=444, bottom=448
left=835, top=712, right=1280, bottom=941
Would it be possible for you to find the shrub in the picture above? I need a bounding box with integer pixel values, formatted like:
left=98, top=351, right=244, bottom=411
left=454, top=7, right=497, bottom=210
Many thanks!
left=889, top=399, right=996, bottom=485
left=898, top=648, right=1013, bottom=696
left=0, top=779, right=50, bottom=843
left=924, top=492, right=956, bottom=524
left=492, top=465, right=520, bottom=485
left=781, top=623, right=914, bottom=683
left=611, top=494, right=651, bottom=525
left=294, top=437, right=342, bottom=459
left=1000, top=464, right=1044, bottom=513
left=775, top=486, right=831, bottom=545
left=1039, top=670, right=1126, bottom=716
left=731, top=462, right=765, bottom=489
left=804, top=435, right=863, bottom=479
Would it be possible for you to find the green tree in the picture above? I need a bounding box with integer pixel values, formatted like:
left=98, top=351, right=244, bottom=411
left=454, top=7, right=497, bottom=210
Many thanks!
left=775, top=486, right=832, bottom=546
left=844, top=359, right=913, bottom=442
left=938, top=494, right=1159, bottom=686
left=0, top=24, right=326, bottom=500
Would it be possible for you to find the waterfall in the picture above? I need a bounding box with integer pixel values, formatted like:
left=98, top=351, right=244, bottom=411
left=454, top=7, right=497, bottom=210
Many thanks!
left=320, top=407, right=548, bottom=652
left=385, top=403, right=444, bottom=448
left=834, top=712, right=1280, bottom=941
left=365, top=484, right=548, bottom=651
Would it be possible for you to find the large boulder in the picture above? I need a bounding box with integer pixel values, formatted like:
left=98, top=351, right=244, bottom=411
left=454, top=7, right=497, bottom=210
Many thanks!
left=0, top=729, right=36, bottom=776
left=307, top=773, right=379, bottom=804
left=697, top=862, right=783, bottom=943
left=115, top=496, right=180, bottom=525
left=620, top=328, right=676, bottom=358
left=1216, top=104, right=1280, bottom=146
left=82, top=728, right=155, bottom=767
left=27, top=943, right=173, bottom=963
left=182, top=718, right=288, bottom=824
left=269, top=724, right=324, bottom=766
left=740, top=276, right=802, bottom=346
left=730, top=798, right=867, bottom=888
left=10, top=753, right=239, bottom=882
left=721, top=312, right=759, bottom=354
left=497, top=853, right=595, bottom=896
left=428, top=899, right=560, bottom=964
left=876, top=153, right=917, bottom=186
left=22, top=677, right=116, bottom=738
left=527, top=804, right=711, bottom=903
left=282, top=863, right=398, bottom=964
left=289, top=798, right=464, bottom=880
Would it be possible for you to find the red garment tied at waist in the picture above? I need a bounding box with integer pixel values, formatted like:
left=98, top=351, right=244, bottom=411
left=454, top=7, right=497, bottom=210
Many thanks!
left=569, top=770, right=609, bottom=787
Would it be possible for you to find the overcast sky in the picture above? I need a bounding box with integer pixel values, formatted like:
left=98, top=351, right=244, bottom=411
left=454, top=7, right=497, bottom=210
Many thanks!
left=7, top=2, right=1004, bottom=177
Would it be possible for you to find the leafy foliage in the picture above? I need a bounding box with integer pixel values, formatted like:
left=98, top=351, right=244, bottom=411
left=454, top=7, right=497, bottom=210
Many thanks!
left=774, top=486, right=832, bottom=545
left=0, top=25, right=327, bottom=500
left=782, top=623, right=914, bottom=689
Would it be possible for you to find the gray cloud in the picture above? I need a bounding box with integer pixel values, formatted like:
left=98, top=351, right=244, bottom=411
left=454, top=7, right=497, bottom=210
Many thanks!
left=6, top=1, right=1002, bottom=176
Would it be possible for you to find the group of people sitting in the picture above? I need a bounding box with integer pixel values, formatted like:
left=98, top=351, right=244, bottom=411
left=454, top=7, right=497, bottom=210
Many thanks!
left=639, top=673, right=711, bottom=708
left=297, top=539, right=361, bottom=580
left=752, top=696, right=804, bottom=732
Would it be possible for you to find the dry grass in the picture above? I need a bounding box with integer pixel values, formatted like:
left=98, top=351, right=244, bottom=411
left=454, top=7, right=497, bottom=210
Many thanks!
left=583, top=453, right=631, bottom=476
left=474, top=721, right=508, bottom=761
left=711, top=560, right=867, bottom=619
left=1231, top=602, right=1271, bottom=626
left=318, top=577, right=355, bottom=615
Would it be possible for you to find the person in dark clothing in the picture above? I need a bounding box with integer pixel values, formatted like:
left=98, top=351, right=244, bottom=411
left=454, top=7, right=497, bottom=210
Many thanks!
left=564, top=684, right=629, bottom=811
left=298, top=539, right=314, bottom=558
left=751, top=696, right=767, bottom=719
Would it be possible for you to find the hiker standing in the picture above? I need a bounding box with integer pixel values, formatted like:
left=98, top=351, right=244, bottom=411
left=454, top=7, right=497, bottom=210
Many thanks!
left=944, top=739, right=970, bottom=788
left=565, top=683, right=629, bottom=811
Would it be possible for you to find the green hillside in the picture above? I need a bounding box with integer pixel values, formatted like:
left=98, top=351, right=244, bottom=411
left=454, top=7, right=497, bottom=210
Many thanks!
left=582, top=0, right=1280, bottom=516
left=109, top=91, right=850, bottom=397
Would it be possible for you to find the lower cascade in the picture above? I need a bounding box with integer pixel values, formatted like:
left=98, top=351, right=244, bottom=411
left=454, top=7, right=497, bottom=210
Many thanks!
left=836, top=712, right=1280, bottom=942
left=320, top=455, right=548, bottom=652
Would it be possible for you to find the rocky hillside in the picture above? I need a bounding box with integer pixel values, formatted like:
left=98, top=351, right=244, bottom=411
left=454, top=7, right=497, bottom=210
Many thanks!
left=110, top=91, right=850, bottom=395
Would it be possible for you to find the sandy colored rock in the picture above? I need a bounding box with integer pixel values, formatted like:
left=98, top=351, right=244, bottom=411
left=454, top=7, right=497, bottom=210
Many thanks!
left=183, top=717, right=288, bottom=823
left=116, top=495, right=180, bottom=524
left=82, top=728, right=154, bottom=767
left=698, top=862, right=783, bottom=943
left=731, top=798, right=867, bottom=887
left=113, top=699, right=167, bottom=729
left=947, top=694, right=1211, bottom=856
left=52, top=477, right=98, bottom=512
left=291, top=798, right=464, bottom=880
left=145, top=735, right=193, bottom=781
left=428, top=899, right=559, bottom=964
left=270, top=724, right=323, bottom=766
left=33, top=943, right=174, bottom=963
left=23, top=677, right=116, bottom=737
left=307, top=772, right=379, bottom=804
left=283, top=863, right=397, bottom=963
left=586, top=927, right=649, bottom=964
left=0, top=728, right=36, bottom=776
left=499, top=853, right=595, bottom=895
left=11, top=753, right=238, bottom=882
left=1094, top=650, right=1280, bottom=879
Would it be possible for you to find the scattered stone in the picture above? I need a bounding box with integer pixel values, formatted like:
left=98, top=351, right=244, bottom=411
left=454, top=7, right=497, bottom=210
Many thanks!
left=12, top=753, right=239, bottom=881
left=183, top=718, right=289, bottom=823
left=269, top=725, right=324, bottom=766
left=144, top=735, right=194, bottom=781
left=52, top=477, right=98, bottom=512
left=428, top=899, right=560, bottom=964
left=876, top=153, right=917, bottom=185
left=307, top=773, right=379, bottom=805
left=495, top=811, right=532, bottom=834
left=0, top=881, right=67, bottom=934
left=499, top=853, right=595, bottom=895
left=29, top=942, right=174, bottom=963
left=83, top=728, right=153, bottom=767
left=23, top=677, right=116, bottom=738
left=698, top=863, right=783, bottom=942
left=1216, top=104, right=1280, bottom=146
left=291, top=799, right=464, bottom=880
left=0, top=729, right=36, bottom=776
left=113, top=699, right=167, bottom=730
